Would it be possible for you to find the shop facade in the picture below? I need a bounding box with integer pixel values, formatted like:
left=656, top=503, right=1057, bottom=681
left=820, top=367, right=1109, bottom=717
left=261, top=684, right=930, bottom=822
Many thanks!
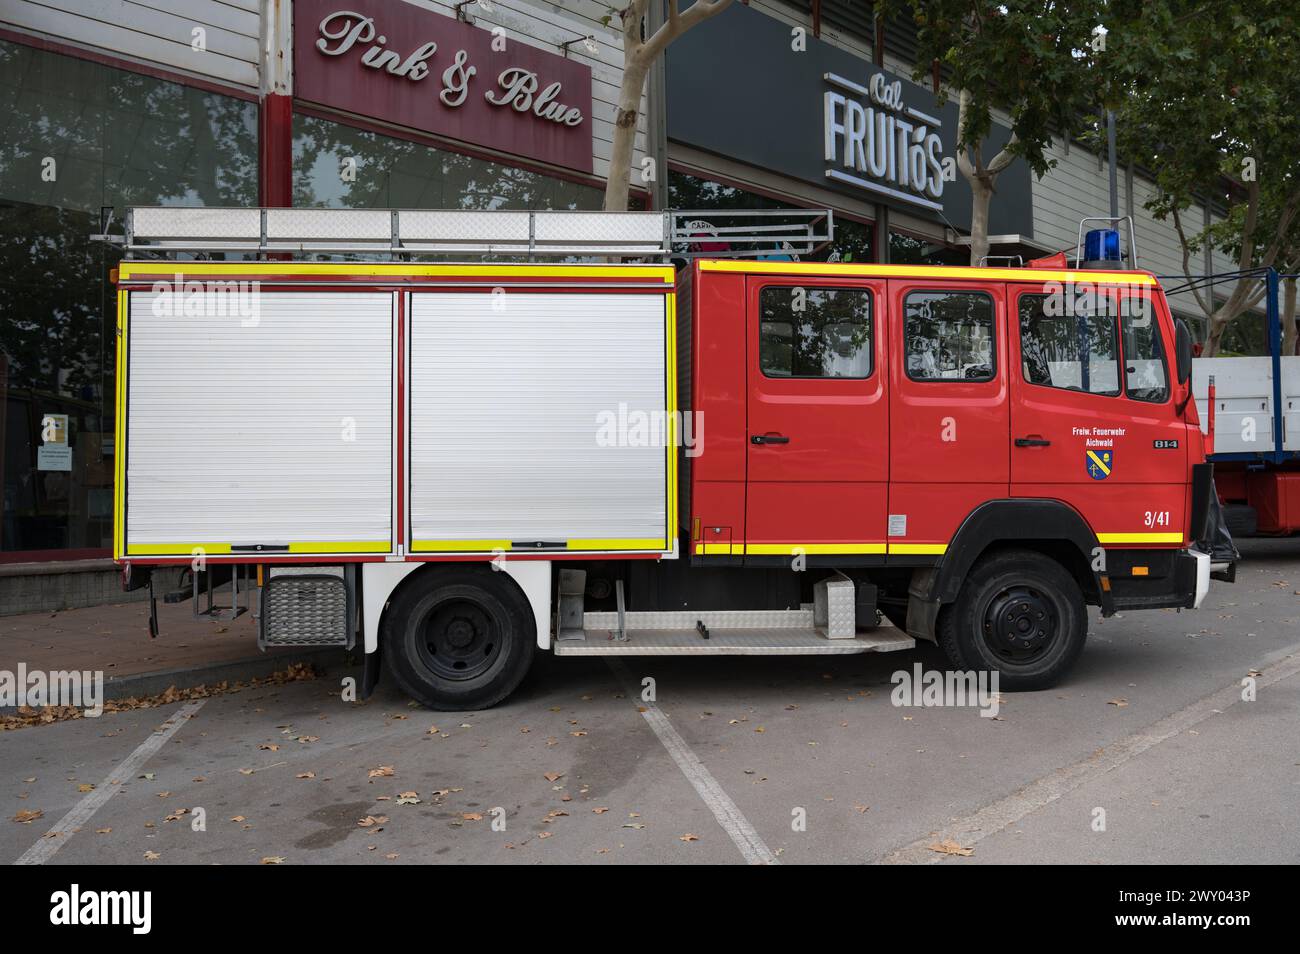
left=0, top=0, right=644, bottom=579
left=661, top=0, right=1237, bottom=292
left=0, top=0, right=1244, bottom=585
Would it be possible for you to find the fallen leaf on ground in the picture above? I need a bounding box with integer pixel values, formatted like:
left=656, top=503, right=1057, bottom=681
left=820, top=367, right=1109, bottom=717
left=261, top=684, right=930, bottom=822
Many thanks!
left=12, top=809, right=43, bottom=824
left=1107, top=699, right=1129, bottom=708
left=928, top=839, right=974, bottom=857
left=143, top=850, right=160, bottom=861
left=542, top=772, right=563, bottom=782
left=368, top=766, right=395, bottom=778
left=261, top=856, right=285, bottom=865
left=679, top=833, right=700, bottom=842
left=358, top=815, right=388, bottom=828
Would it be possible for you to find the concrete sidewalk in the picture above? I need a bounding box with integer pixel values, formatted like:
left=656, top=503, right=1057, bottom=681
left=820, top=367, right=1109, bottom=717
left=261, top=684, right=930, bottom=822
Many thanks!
left=0, top=591, right=348, bottom=703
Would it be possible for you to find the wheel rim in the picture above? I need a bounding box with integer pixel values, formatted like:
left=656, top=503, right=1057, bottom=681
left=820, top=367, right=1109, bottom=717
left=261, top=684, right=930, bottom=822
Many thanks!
left=980, top=584, right=1059, bottom=665
left=416, top=597, right=502, bottom=681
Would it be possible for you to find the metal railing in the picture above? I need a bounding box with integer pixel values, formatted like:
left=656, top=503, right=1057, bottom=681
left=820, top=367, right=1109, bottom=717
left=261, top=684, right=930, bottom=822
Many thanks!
left=101, top=207, right=836, bottom=260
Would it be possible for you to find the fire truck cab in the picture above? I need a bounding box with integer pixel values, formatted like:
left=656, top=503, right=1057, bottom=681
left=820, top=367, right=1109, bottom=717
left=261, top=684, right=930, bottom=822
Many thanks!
left=108, top=208, right=1226, bottom=711
left=679, top=256, right=1216, bottom=685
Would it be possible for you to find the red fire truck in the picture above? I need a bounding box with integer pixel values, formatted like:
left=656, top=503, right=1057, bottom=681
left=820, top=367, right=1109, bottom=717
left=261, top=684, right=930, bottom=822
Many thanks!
left=109, top=208, right=1229, bottom=710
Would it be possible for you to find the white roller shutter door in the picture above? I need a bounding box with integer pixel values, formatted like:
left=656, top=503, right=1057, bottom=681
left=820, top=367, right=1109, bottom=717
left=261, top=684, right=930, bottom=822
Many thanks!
left=408, top=291, right=670, bottom=553
left=125, top=290, right=394, bottom=555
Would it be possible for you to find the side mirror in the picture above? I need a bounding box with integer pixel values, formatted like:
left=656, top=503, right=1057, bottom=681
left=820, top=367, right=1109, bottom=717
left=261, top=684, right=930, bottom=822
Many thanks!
left=1175, top=319, right=1193, bottom=385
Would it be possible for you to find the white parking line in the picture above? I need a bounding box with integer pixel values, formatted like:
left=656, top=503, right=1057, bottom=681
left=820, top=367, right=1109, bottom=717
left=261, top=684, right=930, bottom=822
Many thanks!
left=13, top=699, right=207, bottom=866
left=880, top=651, right=1300, bottom=864
left=606, top=660, right=778, bottom=865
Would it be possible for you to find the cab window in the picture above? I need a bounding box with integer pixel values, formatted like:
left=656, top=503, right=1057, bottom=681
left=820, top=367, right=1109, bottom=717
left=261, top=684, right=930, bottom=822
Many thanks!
left=904, top=290, right=995, bottom=381
left=1018, top=294, right=1121, bottom=396
left=1121, top=297, right=1169, bottom=402
left=759, top=286, right=872, bottom=378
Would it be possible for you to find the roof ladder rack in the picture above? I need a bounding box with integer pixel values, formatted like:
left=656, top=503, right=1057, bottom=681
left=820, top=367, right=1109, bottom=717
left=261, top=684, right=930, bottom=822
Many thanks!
left=101, top=207, right=836, bottom=260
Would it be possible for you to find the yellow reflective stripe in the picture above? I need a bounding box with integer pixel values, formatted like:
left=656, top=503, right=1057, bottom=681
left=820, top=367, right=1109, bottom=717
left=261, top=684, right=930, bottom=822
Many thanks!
left=567, top=538, right=668, bottom=550
left=114, top=289, right=128, bottom=560
left=697, top=259, right=1158, bottom=286
left=1098, top=532, right=1184, bottom=544
left=117, top=262, right=676, bottom=282
left=694, top=542, right=945, bottom=556
left=666, top=290, right=678, bottom=546
left=128, top=541, right=391, bottom=556
left=745, top=543, right=887, bottom=555
left=888, top=543, right=949, bottom=555
left=695, top=542, right=742, bottom=555
left=127, top=543, right=233, bottom=556
left=288, top=541, right=391, bottom=553
left=412, top=540, right=512, bottom=552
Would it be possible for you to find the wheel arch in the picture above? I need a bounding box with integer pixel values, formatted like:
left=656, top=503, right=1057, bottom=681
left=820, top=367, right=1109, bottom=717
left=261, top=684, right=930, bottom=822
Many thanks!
left=905, top=499, right=1110, bottom=643
left=937, top=499, right=1108, bottom=609
left=361, top=561, right=551, bottom=657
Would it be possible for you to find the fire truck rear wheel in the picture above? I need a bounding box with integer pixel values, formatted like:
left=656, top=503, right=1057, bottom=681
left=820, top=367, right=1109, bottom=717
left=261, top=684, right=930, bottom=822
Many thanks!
left=381, top=568, right=535, bottom=711
left=938, top=549, right=1086, bottom=691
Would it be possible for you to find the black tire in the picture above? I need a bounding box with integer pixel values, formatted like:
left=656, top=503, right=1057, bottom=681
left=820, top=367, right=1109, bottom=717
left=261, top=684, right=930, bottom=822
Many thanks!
left=936, top=549, right=1086, bottom=691
left=381, top=567, right=535, bottom=711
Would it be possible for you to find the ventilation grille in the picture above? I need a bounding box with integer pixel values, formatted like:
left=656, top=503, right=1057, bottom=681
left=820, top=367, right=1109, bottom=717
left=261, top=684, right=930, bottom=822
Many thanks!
left=260, top=575, right=352, bottom=649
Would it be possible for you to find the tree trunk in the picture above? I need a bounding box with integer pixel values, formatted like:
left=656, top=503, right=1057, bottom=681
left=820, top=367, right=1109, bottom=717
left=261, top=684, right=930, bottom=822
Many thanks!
left=1284, top=276, right=1298, bottom=356
left=968, top=178, right=993, bottom=266
left=603, top=59, right=648, bottom=212
left=1205, top=307, right=1229, bottom=357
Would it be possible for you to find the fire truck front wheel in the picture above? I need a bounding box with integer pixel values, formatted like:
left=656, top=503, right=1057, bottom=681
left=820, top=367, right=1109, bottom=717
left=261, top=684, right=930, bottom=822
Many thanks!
left=381, top=568, right=536, bottom=711
left=937, top=549, right=1087, bottom=691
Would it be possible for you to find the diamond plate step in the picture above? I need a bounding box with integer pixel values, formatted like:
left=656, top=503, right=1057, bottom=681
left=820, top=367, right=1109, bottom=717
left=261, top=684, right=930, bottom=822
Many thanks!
left=583, top=608, right=816, bottom=631
left=554, top=627, right=915, bottom=656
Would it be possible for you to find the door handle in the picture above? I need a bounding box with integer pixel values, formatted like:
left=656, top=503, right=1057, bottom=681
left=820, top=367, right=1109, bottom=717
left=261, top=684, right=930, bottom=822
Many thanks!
left=1014, top=437, right=1051, bottom=447
left=751, top=433, right=791, bottom=445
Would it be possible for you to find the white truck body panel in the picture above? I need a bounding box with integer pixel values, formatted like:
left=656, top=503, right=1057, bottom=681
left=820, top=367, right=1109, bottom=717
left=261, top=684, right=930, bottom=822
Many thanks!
left=1192, top=355, right=1285, bottom=454
left=360, top=561, right=552, bottom=653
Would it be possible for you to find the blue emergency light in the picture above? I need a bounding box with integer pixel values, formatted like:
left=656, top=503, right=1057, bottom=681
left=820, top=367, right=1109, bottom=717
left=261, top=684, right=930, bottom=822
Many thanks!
left=1084, top=228, right=1122, bottom=264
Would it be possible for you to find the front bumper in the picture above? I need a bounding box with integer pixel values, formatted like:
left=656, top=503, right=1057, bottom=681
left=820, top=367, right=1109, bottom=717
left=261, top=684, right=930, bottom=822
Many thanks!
left=1107, top=547, right=1211, bottom=611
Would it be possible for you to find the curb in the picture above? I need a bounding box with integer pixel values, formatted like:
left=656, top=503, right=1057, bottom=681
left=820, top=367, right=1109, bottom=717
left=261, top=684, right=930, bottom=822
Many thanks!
left=99, top=647, right=358, bottom=702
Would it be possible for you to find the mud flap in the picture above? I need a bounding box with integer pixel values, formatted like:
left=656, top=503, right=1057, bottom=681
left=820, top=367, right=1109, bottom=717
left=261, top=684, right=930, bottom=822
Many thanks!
left=1200, top=480, right=1239, bottom=581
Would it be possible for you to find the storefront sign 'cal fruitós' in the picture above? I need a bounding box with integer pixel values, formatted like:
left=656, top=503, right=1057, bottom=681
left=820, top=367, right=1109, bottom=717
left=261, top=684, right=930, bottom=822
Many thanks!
left=294, top=0, right=594, bottom=174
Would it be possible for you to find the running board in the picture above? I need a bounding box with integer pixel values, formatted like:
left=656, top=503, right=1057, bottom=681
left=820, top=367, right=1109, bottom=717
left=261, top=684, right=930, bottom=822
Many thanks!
left=554, top=628, right=913, bottom=655
left=554, top=608, right=914, bottom=656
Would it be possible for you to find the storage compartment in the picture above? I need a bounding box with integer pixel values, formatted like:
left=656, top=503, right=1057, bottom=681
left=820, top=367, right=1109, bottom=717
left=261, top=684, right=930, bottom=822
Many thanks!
left=122, top=290, right=395, bottom=557
left=406, top=290, right=673, bottom=555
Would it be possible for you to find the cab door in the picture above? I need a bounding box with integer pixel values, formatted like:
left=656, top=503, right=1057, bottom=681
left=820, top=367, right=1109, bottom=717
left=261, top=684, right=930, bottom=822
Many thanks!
left=887, top=280, right=1009, bottom=556
left=1009, top=282, right=1186, bottom=547
left=744, top=276, right=888, bottom=559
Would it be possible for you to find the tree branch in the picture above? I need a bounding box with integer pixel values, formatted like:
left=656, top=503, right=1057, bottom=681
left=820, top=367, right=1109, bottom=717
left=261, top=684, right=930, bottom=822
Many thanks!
left=640, top=0, right=733, bottom=64
left=1171, top=205, right=1212, bottom=317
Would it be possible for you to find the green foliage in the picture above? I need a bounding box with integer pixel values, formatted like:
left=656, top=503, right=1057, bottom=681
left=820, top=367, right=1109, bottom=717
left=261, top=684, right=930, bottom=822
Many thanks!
left=1107, top=1, right=1300, bottom=259
left=881, top=0, right=1108, bottom=178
